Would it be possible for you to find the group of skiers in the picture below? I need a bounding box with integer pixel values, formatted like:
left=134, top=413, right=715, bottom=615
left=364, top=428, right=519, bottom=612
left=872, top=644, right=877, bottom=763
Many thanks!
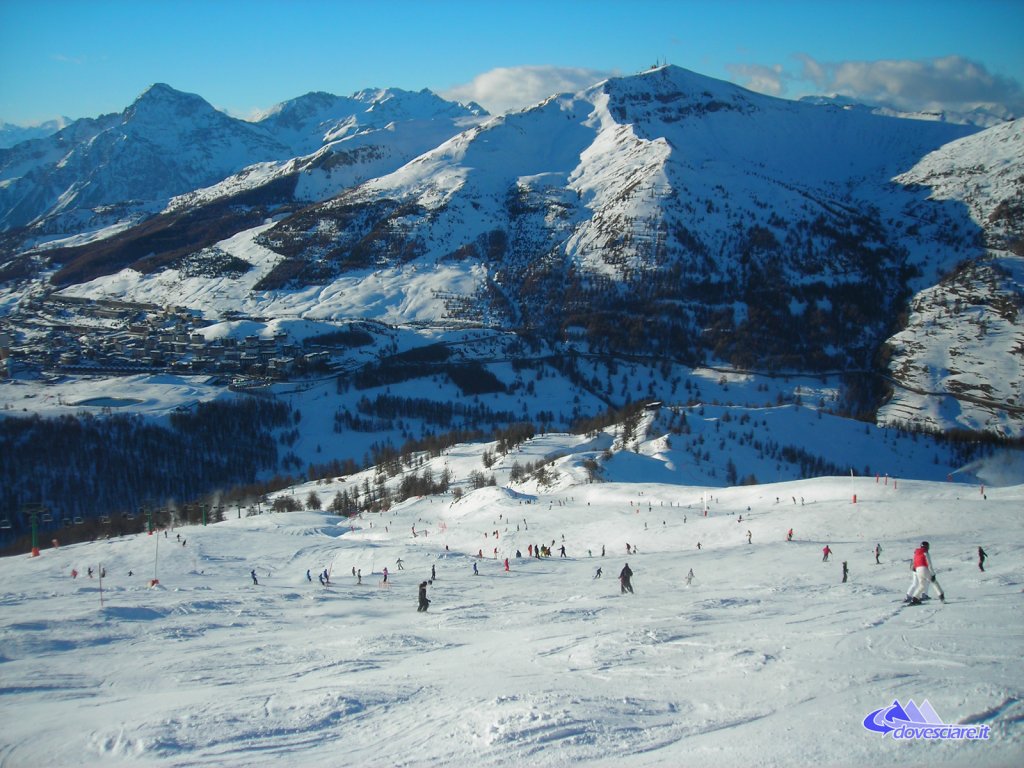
left=234, top=504, right=994, bottom=613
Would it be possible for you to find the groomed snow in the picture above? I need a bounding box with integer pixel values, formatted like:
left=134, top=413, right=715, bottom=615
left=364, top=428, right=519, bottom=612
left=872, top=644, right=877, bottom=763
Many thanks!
left=1, top=439, right=1020, bottom=767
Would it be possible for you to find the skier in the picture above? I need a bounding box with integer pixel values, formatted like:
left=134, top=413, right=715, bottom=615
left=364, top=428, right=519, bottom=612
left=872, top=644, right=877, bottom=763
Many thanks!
left=842, top=561, right=849, bottom=583
left=397, top=558, right=404, bottom=570
left=306, top=569, right=311, bottom=582
left=357, top=569, right=362, bottom=585
left=559, top=545, right=567, bottom=558
left=978, top=546, right=987, bottom=572
left=905, top=541, right=944, bottom=604
left=431, top=564, right=436, bottom=581
left=382, top=567, right=389, bottom=584
left=417, top=581, right=430, bottom=612
left=787, top=528, right=793, bottom=542
left=746, top=530, right=752, bottom=544
left=822, top=545, right=832, bottom=562
left=874, top=543, right=882, bottom=564
left=594, top=566, right=603, bottom=579
left=619, top=563, right=634, bottom=594
left=504, top=558, right=509, bottom=572
left=472, top=562, right=479, bottom=576
left=250, top=569, right=258, bottom=585
left=685, top=568, right=694, bottom=586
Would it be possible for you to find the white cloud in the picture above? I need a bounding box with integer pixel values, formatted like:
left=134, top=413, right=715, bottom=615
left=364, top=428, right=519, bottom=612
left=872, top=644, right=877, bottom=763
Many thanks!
left=51, top=53, right=86, bottom=66
left=730, top=54, right=1022, bottom=117
left=441, top=66, right=616, bottom=114
left=726, top=63, right=787, bottom=97
left=799, top=54, right=1023, bottom=115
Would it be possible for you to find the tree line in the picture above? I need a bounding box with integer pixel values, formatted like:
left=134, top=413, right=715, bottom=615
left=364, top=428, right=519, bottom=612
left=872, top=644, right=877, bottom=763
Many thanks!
left=0, top=398, right=292, bottom=543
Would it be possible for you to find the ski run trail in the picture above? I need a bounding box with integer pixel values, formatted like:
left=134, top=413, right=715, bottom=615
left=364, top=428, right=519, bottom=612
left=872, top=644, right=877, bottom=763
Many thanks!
left=0, top=441, right=1021, bottom=768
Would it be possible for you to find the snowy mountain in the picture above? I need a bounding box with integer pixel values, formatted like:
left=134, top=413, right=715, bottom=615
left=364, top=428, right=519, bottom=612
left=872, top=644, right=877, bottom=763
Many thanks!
left=165, top=88, right=487, bottom=213
left=255, top=87, right=487, bottom=156
left=0, top=84, right=485, bottom=240
left=254, top=65, right=980, bottom=369
left=1, top=66, right=1022, bottom=445
left=0, top=414, right=1021, bottom=767
left=0, top=84, right=288, bottom=235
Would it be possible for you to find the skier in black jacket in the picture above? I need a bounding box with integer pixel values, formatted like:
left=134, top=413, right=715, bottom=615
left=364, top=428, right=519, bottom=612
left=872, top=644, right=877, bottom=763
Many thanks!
left=417, top=581, right=430, bottom=612
left=619, top=563, right=634, bottom=594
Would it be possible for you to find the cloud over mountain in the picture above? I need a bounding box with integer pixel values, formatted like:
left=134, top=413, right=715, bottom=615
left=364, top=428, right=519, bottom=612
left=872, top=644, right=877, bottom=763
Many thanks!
left=441, top=65, right=615, bottom=114
left=732, top=55, right=1023, bottom=117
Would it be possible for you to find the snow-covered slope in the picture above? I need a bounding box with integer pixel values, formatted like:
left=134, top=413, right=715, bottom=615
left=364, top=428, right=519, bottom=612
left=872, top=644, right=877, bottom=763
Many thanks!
left=895, top=118, right=1024, bottom=252
left=878, top=119, right=1024, bottom=436
left=0, top=426, right=1020, bottom=767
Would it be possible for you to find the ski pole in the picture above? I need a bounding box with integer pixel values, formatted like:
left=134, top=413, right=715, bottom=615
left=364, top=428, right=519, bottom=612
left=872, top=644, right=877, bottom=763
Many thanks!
left=931, top=574, right=946, bottom=601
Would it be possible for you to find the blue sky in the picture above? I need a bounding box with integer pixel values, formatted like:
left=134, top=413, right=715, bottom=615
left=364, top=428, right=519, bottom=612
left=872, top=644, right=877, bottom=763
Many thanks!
left=1, top=0, right=1022, bottom=124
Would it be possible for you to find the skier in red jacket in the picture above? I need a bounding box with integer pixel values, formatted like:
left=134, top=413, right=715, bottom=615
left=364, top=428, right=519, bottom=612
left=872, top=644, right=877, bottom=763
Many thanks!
left=905, top=541, right=944, bottom=604
left=822, top=545, right=832, bottom=562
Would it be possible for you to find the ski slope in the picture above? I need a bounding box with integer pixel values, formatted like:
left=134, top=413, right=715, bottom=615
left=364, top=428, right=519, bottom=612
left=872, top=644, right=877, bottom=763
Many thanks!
left=0, top=432, right=1021, bottom=768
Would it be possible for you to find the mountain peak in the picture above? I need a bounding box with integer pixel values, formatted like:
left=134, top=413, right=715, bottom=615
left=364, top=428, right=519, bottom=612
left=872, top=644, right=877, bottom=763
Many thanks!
left=601, top=64, right=757, bottom=103
left=126, top=83, right=218, bottom=122
left=135, top=82, right=196, bottom=103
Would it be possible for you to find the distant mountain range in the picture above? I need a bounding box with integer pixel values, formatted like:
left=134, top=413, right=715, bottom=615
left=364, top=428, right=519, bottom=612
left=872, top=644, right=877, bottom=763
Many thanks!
left=0, top=67, right=1021, bottom=437
left=0, top=117, right=76, bottom=149
left=0, top=83, right=485, bottom=235
left=796, top=94, right=1015, bottom=128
